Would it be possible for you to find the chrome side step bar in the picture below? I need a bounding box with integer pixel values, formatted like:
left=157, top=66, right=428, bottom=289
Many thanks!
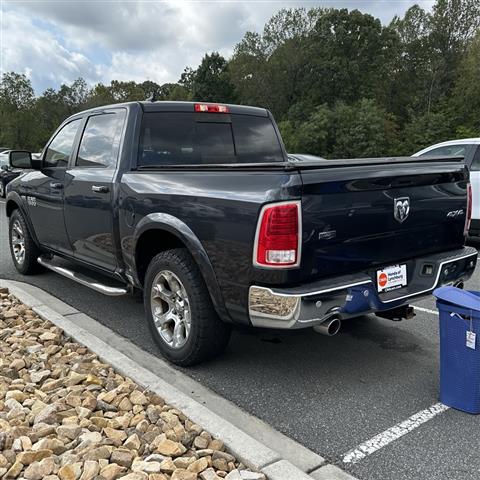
left=37, top=256, right=129, bottom=296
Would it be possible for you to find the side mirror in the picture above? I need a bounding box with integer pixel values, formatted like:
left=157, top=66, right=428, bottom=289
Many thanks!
left=9, top=150, right=32, bottom=168
left=8, top=150, right=41, bottom=169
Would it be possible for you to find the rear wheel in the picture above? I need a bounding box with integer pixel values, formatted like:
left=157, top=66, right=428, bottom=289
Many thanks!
left=144, top=248, right=231, bottom=366
left=9, top=209, right=42, bottom=274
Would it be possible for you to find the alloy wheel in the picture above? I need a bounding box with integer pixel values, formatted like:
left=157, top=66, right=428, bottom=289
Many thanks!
left=150, top=270, right=192, bottom=349
left=11, top=219, right=26, bottom=265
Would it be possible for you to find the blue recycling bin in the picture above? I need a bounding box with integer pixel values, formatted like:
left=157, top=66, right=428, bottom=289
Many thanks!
left=433, top=287, right=480, bottom=414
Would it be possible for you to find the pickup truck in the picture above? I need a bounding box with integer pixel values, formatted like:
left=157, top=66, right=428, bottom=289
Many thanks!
left=5, top=101, right=478, bottom=366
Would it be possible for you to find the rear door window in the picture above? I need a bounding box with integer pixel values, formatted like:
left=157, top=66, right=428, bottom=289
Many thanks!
left=76, top=111, right=126, bottom=168
left=138, top=112, right=284, bottom=166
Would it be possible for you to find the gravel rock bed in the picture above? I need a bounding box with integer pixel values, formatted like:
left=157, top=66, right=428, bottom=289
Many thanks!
left=0, top=289, right=266, bottom=480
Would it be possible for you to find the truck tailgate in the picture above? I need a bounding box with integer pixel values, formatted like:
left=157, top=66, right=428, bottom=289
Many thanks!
left=299, top=159, right=469, bottom=279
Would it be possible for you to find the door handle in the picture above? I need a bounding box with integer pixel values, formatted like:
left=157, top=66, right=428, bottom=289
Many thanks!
left=50, top=182, right=63, bottom=189
left=92, top=185, right=110, bottom=193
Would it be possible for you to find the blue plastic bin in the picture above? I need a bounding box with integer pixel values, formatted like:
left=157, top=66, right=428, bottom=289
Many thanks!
left=433, top=287, right=480, bottom=414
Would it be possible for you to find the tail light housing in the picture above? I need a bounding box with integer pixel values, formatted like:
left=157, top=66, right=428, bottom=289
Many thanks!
left=465, top=183, right=472, bottom=236
left=253, top=201, right=301, bottom=268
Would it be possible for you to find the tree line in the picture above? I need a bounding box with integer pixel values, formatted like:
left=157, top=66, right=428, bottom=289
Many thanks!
left=1, top=0, right=479, bottom=158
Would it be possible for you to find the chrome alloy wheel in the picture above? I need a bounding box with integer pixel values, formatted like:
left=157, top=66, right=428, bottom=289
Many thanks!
left=11, top=219, right=26, bottom=265
left=150, top=270, right=191, bottom=349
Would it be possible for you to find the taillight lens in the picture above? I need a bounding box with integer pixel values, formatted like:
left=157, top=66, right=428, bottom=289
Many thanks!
left=254, top=201, right=301, bottom=267
left=194, top=103, right=229, bottom=113
left=465, top=183, right=472, bottom=236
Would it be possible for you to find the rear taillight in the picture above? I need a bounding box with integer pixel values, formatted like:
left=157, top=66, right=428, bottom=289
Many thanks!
left=194, top=103, right=229, bottom=113
left=465, top=183, right=472, bottom=236
left=254, top=201, right=301, bottom=268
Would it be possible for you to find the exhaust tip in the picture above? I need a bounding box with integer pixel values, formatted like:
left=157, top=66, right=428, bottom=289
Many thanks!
left=455, top=281, right=464, bottom=289
left=314, top=317, right=341, bottom=336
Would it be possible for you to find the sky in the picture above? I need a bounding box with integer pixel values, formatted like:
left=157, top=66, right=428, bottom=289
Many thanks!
left=0, top=0, right=435, bottom=94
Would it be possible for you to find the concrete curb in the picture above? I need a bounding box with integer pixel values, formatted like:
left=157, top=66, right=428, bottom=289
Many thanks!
left=0, top=279, right=359, bottom=480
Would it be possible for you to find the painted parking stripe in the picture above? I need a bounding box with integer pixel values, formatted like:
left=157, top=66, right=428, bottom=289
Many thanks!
left=342, top=402, right=449, bottom=464
left=415, top=306, right=439, bottom=315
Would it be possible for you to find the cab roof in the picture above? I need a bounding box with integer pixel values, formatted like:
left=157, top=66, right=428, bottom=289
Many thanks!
left=69, top=101, right=269, bottom=120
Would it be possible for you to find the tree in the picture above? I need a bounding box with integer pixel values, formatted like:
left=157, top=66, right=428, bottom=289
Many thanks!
left=2, top=1, right=480, bottom=155
left=330, top=100, right=399, bottom=158
left=306, top=9, right=399, bottom=107
left=191, top=53, right=236, bottom=103
left=450, top=31, right=480, bottom=135
left=401, top=111, right=453, bottom=154
left=0, top=73, right=36, bottom=149
left=278, top=104, right=331, bottom=155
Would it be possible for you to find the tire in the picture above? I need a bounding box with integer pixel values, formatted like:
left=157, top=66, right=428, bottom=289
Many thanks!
left=144, top=248, right=231, bottom=366
left=0, top=180, right=5, bottom=198
left=9, top=209, right=42, bottom=275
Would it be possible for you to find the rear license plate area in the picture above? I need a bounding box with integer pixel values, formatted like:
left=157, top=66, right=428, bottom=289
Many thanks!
left=377, top=264, right=407, bottom=293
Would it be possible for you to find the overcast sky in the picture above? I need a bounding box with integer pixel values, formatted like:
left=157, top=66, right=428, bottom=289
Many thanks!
left=1, top=0, right=434, bottom=94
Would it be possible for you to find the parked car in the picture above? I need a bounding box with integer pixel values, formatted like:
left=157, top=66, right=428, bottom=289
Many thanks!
left=413, top=139, right=480, bottom=237
left=0, top=150, right=25, bottom=198
left=4, top=101, right=477, bottom=365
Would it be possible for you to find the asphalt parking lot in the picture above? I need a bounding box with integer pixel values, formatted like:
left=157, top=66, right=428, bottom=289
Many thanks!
left=1, top=199, right=479, bottom=480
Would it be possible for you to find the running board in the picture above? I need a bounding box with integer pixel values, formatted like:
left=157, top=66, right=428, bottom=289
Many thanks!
left=37, top=256, right=129, bottom=296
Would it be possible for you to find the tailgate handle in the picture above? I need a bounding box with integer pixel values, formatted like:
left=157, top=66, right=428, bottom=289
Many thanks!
left=50, top=182, right=63, bottom=189
left=92, top=185, right=110, bottom=193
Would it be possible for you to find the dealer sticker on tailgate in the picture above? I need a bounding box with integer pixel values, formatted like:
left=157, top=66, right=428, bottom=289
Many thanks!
left=377, top=264, right=407, bottom=293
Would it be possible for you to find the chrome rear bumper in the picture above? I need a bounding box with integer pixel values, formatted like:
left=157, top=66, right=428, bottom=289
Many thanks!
left=248, top=246, right=478, bottom=329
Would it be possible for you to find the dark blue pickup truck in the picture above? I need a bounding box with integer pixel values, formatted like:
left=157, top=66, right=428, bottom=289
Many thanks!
left=5, top=101, right=477, bottom=365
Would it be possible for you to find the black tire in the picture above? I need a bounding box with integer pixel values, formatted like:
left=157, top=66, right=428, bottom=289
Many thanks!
left=0, top=180, right=5, bottom=198
left=144, top=248, right=231, bottom=366
left=9, top=209, right=42, bottom=275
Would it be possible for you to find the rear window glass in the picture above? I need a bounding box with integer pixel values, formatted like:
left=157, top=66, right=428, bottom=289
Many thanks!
left=138, top=112, right=284, bottom=166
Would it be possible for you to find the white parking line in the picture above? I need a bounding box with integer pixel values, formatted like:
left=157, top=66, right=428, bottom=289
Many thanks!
left=415, top=306, right=439, bottom=316
left=342, top=402, right=449, bottom=464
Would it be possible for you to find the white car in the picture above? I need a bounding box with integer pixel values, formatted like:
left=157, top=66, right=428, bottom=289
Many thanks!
left=413, top=139, right=480, bottom=237
left=0, top=150, right=11, bottom=169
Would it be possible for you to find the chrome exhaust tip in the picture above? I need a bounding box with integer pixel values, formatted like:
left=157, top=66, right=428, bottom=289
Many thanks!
left=313, top=317, right=341, bottom=336
left=454, top=281, right=464, bottom=289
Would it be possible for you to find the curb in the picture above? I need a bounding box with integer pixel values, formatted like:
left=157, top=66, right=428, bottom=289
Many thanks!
left=0, top=279, right=360, bottom=480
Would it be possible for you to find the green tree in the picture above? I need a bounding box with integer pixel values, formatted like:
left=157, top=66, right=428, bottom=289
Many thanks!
left=401, top=111, right=453, bottom=153
left=278, top=104, right=331, bottom=155
left=191, top=52, right=236, bottom=103
left=450, top=31, right=480, bottom=134
left=330, top=100, right=399, bottom=158
left=0, top=72, right=36, bottom=149
left=307, top=9, right=399, bottom=108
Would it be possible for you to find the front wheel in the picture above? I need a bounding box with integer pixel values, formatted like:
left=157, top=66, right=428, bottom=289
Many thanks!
left=144, top=248, right=231, bottom=366
left=9, top=209, right=42, bottom=274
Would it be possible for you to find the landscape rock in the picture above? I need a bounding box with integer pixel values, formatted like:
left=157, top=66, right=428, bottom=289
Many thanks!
left=0, top=293, right=246, bottom=480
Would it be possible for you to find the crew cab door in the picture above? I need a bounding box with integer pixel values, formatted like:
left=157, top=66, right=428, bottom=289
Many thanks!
left=25, top=118, right=83, bottom=253
left=63, top=109, right=126, bottom=272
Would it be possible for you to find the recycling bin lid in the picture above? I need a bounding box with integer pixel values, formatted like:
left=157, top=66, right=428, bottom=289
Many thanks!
left=433, top=286, right=480, bottom=312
